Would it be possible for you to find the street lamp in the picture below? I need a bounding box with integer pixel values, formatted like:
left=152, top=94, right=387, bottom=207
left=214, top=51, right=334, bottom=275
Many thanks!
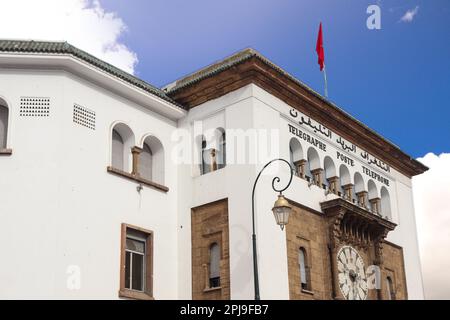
left=272, top=194, right=292, bottom=230
left=251, top=158, right=294, bottom=300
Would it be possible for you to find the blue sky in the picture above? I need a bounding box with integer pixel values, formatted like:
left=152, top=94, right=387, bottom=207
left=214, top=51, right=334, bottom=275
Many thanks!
left=99, top=0, right=450, bottom=158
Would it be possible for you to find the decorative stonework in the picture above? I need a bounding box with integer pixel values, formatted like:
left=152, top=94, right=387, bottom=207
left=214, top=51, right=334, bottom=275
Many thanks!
left=342, top=184, right=354, bottom=202
left=356, top=191, right=368, bottom=208
left=321, top=198, right=396, bottom=250
left=294, top=159, right=307, bottom=179
left=320, top=198, right=401, bottom=300
left=311, top=168, right=324, bottom=187
left=327, top=176, right=339, bottom=195
left=369, top=197, right=381, bottom=216
left=286, top=198, right=405, bottom=300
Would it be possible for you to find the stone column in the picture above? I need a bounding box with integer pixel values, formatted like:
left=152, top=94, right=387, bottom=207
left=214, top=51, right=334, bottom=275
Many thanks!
left=131, top=146, right=142, bottom=176
left=343, top=183, right=354, bottom=201
left=294, top=159, right=307, bottom=179
left=356, top=191, right=368, bottom=208
left=311, top=168, right=324, bottom=187
left=327, top=176, right=339, bottom=195
left=369, top=197, right=381, bottom=215
left=211, top=149, right=217, bottom=172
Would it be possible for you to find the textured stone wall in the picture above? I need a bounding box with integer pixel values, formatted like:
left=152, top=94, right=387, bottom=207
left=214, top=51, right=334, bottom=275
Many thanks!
left=191, top=199, right=230, bottom=300
left=286, top=202, right=407, bottom=300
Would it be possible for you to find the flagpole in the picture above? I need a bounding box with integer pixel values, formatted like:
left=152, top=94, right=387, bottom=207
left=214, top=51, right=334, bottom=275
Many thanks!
left=323, top=64, right=328, bottom=98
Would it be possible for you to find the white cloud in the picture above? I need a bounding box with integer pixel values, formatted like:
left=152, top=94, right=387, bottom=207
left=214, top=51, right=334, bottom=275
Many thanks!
left=0, top=0, right=138, bottom=74
left=413, top=153, right=450, bottom=299
left=400, top=6, right=419, bottom=23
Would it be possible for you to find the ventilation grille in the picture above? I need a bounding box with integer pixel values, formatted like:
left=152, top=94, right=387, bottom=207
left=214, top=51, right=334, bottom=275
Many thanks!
left=73, top=104, right=95, bottom=130
left=20, top=97, right=50, bottom=117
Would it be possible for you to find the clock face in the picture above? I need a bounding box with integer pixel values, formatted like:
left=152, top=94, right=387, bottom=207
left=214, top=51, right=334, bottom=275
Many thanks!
left=337, top=246, right=368, bottom=300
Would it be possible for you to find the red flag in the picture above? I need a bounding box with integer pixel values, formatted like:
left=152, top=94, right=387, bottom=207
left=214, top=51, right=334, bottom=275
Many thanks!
left=316, top=22, right=325, bottom=71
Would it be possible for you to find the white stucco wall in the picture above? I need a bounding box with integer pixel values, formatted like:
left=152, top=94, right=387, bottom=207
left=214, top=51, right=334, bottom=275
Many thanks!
left=0, top=68, right=179, bottom=299
left=176, top=83, right=424, bottom=300
left=0, top=62, right=424, bottom=300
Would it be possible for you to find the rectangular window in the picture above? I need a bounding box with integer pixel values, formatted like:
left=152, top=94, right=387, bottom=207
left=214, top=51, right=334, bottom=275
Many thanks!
left=209, top=243, right=221, bottom=288
left=119, top=224, right=153, bottom=300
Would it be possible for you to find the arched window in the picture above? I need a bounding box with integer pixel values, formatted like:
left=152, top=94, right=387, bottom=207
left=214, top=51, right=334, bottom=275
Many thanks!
left=386, top=276, right=395, bottom=300
left=0, top=104, right=8, bottom=149
left=381, top=187, right=392, bottom=220
left=111, top=123, right=134, bottom=172
left=200, top=135, right=211, bottom=175
left=217, top=128, right=226, bottom=170
left=209, top=243, right=221, bottom=288
left=289, top=145, right=294, bottom=168
left=289, top=138, right=303, bottom=176
left=368, top=180, right=379, bottom=214
left=354, top=172, right=365, bottom=194
left=140, top=135, right=165, bottom=185
left=368, top=180, right=378, bottom=199
left=139, top=142, right=153, bottom=181
left=339, top=165, right=352, bottom=199
left=324, top=156, right=336, bottom=190
left=299, top=247, right=310, bottom=291
left=112, top=129, right=124, bottom=170
left=354, top=172, right=366, bottom=207
left=307, top=147, right=321, bottom=185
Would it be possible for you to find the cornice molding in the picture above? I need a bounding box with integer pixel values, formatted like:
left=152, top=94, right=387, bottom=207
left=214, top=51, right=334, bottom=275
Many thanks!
left=168, top=57, right=427, bottom=177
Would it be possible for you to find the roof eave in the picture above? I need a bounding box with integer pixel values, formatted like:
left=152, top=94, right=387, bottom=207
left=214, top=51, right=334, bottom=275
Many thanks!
left=0, top=52, right=186, bottom=121
left=165, top=52, right=428, bottom=177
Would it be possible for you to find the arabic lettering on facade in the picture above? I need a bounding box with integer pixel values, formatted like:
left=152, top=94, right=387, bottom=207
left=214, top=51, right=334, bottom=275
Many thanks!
left=289, top=108, right=332, bottom=139
left=289, top=108, right=390, bottom=173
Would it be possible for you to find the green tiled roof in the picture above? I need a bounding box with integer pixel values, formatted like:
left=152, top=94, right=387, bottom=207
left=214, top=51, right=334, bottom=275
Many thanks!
left=163, top=48, right=257, bottom=93
left=0, top=39, right=182, bottom=108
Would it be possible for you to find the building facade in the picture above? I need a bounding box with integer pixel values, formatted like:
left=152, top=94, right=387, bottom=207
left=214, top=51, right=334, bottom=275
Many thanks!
left=0, top=40, right=427, bottom=299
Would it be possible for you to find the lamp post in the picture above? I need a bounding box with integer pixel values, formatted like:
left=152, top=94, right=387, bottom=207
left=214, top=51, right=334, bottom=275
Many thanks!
left=251, top=158, right=294, bottom=300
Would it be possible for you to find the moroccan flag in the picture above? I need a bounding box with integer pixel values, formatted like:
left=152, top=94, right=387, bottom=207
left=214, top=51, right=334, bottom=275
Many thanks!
left=316, top=22, right=325, bottom=71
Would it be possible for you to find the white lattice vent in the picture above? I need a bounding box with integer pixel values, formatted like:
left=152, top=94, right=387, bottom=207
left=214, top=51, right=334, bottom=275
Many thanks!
left=20, top=97, right=50, bottom=117
left=73, top=104, right=95, bottom=130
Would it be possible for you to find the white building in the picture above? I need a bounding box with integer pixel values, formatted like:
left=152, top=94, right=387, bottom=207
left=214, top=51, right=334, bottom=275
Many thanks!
left=0, top=40, right=427, bottom=300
